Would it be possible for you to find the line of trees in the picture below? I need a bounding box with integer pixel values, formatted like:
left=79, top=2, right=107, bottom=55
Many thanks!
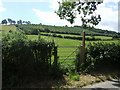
left=0, top=18, right=31, bottom=25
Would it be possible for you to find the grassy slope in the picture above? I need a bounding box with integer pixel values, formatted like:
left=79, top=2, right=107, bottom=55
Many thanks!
left=0, top=25, right=16, bottom=31
left=27, top=35, right=119, bottom=68
left=18, top=24, right=118, bottom=36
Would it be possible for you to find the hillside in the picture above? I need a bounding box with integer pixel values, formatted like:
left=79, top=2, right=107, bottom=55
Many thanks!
left=16, top=24, right=119, bottom=37
left=0, top=25, right=16, bottom=31
left=0, top=24, right=119, bottom=38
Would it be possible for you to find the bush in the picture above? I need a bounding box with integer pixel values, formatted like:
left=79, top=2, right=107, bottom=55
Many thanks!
left=2, top=31, right=59, bottom=87
left=76, top=42, right=120, bottom=72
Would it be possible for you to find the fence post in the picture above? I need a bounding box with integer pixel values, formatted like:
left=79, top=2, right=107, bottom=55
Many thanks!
left=80, top=45, right=85, bottom=64
left=81, top=31, right=85, bottom=63
left=54, top=46, right=58, bottom=66
left=77, top=31, right=86, bottom=72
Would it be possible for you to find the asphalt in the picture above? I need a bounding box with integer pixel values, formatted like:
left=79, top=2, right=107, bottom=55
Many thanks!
left=82, top=79, right=120, bottom=89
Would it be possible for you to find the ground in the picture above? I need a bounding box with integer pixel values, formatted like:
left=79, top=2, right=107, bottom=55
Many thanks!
left=83, top=79, right=120, bottom=88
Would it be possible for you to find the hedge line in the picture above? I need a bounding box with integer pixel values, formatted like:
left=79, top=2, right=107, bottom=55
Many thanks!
left=2, top=32, right=62, bottom=87
left=40, top=33, right=102, bottom=41
left=76, top=42, right=120, bottom=72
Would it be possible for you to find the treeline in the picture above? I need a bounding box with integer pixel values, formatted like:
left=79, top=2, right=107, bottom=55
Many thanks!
left=16, top=24, right=120, bottom=39
left=1, top=18, right=31, bottom=25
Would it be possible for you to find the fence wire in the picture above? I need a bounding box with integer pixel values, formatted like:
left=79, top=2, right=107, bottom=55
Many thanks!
left=58, top=46, right=79, bottom=68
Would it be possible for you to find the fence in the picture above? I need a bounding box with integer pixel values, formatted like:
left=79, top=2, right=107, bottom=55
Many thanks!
left=52, top=31, right=86, bottom=72
left=53, top=46, right=78, bottom=70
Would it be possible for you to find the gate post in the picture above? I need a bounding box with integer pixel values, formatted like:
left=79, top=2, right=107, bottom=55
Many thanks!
left=77, top=31, right=86, bottom=72
left=81, top=31, right=85, bottom=64
left=80, top=45, right=85, bottom=64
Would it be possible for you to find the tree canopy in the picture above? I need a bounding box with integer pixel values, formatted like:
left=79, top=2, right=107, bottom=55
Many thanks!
left=56, top=0, right=103, bottom=28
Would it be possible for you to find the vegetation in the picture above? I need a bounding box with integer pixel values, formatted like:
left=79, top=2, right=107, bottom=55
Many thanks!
left=1, top=0, right=120, bottom=88
left=2, top=32, right=63, bottom=87
left=16, top=24, right=119, bottom=37
left=1, top=24, right=120, bottom=88
left=76, top=42, right=120, bottom=73
left=56, top=1, right=102, bottom=27
left=0, top=25, right=16, bottom=31
left=0, top=18, right=31, bottom=25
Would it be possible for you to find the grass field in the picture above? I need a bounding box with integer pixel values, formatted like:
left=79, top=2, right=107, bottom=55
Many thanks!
left=27, top=35, right=118, bottom=46
left=27, top=35, right=119, bottom=68
left=0, top=25, right=16, bottom=31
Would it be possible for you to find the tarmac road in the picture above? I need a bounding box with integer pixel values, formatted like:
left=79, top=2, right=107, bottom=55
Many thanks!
left=83, top=79, right=120, bottom=89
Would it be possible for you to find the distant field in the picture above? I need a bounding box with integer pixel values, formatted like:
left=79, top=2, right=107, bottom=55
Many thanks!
left=0, top=25, right=16, bottom=31
left=18, top=24, right=118, bottom=37
left=27, top=35, right=119, bottom=68
left=27, top=35, right=118, bottom=46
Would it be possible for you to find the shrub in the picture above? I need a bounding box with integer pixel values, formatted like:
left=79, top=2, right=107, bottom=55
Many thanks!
left=76, top=42, right=120, bottom=72
left=2, top=31, right=59, bottom=87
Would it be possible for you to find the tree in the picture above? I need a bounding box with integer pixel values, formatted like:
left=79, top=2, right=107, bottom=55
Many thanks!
left=22, top=21, right=31, bottom=24
left=17, top=20, right=22, bottom=25
left=23, top=21, right=26, bottom=24
left=27, top=21, right=31, bottom=24
left=1, top=19, right=7, bottom=25
left=8, top=18, right=12, bottom=25
left=17, top=21, right=20, bottom=24
left=56, top=0, right=102, bottom=28
left=19, top=20, right=22, bottom=25
left=12, top=20, right=16, bottom=25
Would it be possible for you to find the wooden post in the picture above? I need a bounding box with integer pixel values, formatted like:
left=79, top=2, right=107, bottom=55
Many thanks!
left=80, top=31, right=86, bottom=64
left=77, top=31, right=86, bottom=72
left=80, top=45, right=84, bottom=64
left=54, top=46, right=58, bottom=66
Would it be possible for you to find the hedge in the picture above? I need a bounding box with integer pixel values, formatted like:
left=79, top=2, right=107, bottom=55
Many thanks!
left=2, top=31, right=61, bottom=87
left=76, top=42, right=120, bottom=72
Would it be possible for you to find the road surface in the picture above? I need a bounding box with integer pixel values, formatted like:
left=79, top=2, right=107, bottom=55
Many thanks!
left=83, top=79, right=120, bottom=89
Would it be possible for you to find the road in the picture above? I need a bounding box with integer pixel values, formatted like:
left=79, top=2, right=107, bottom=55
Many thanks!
left=83, top=79, right=120, bottom=89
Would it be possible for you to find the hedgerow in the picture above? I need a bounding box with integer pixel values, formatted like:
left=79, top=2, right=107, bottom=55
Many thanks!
left=2, top=31, right=62, bottom=87
left=76, top=42, right=120, bottom=72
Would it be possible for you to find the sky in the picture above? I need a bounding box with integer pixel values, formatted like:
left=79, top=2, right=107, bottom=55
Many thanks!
left=0, top=0, right=119, bottom=32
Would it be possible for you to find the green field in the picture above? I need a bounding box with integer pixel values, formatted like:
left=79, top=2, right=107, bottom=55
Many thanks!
left=0, top=25, right=16, bottom=31
left=17, top=24, right=118, bottom=37
left=1, top=25, right=119, bottom=68
left=27, top=35, right=118, bottom=46
left=27, top=35, right=119, bottom=68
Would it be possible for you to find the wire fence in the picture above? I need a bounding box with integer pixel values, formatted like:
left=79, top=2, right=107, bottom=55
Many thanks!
left=58, top=46, right=79, bottom=68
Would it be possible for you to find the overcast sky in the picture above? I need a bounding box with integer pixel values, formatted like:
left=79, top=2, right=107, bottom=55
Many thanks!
left=0, top=0, right=119, bottom=32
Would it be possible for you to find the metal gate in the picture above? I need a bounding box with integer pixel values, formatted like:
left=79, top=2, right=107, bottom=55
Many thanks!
left=58, top=46, right=79, bottom=70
